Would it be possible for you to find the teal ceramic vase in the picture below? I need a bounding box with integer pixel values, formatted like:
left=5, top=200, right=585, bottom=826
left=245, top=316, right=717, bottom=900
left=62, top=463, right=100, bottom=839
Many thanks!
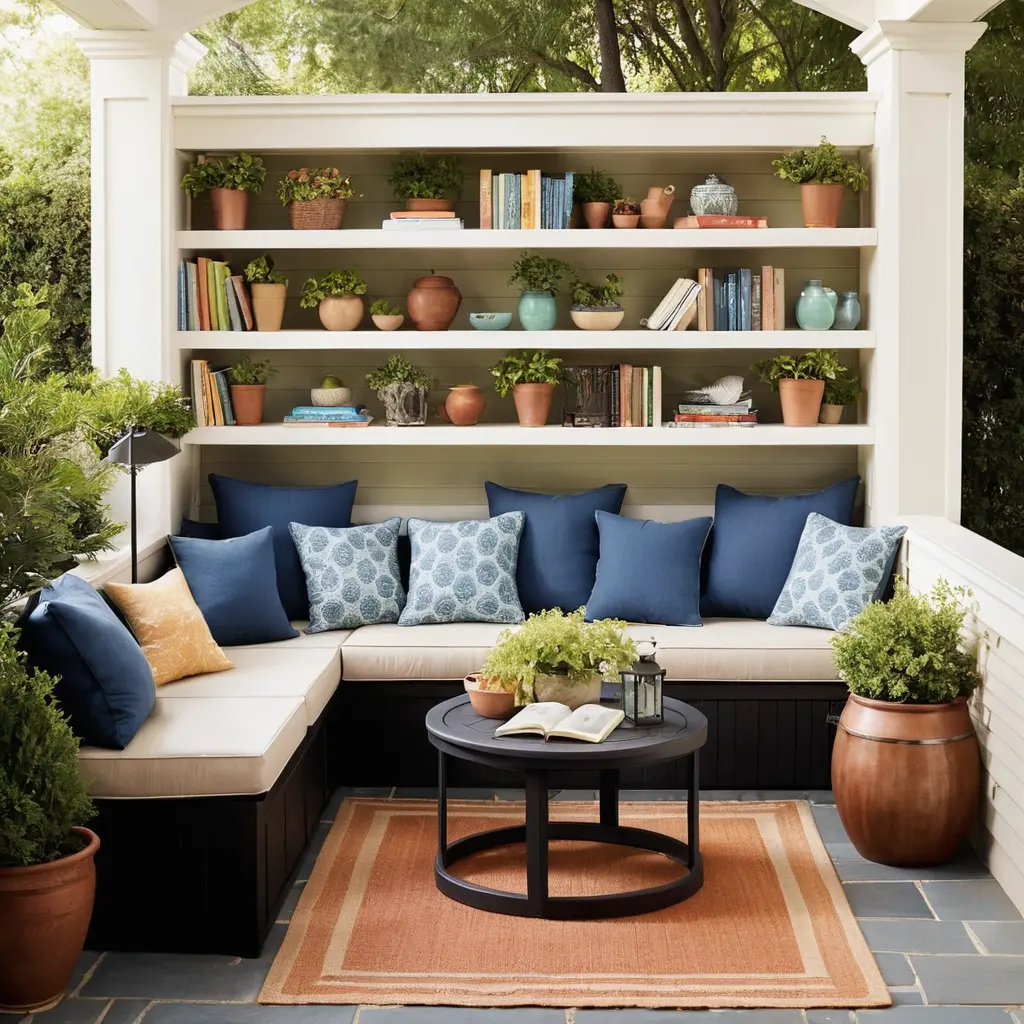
left=833, top=291, right=862, bottom=331
left=796, top=280, right=836, bottom=331
left=518, top=290, right=557, bottom=331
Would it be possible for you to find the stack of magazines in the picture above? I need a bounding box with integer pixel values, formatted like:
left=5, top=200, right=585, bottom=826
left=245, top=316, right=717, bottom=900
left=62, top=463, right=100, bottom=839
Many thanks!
left=283, top=405, right=372, bottom=427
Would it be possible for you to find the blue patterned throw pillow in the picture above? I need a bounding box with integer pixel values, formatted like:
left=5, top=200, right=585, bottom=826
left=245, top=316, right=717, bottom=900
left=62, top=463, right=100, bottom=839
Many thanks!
left=398, top=513, right=525, bottom=626
left=768, top=513, right=907, bottom=631
left=289, top=518, right=405, bottom=633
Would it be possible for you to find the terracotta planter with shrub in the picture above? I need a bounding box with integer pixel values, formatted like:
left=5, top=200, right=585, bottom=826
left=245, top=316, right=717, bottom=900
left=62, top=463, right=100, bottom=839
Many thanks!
left=582, top=202, right=611, bottom=229
left=512, top=383, right=555, bottom=427
left=612, top=213, right=640, bottom=229
left=800, top=183, right=845, bottom=228
left=0, top=828, right=99, bottom=1014
left=778, top=378, right=824, bottom=426
left=464, top=674, right=515, bottom=719
left=209, top=188, right=249, bottom=230
left=230, top=384, right=266, bottom=425
left=289, top=197, right=347, bottom=230
left=318, top=296, right=364, bottom=331
left=250, top=283, right=286, bottom=332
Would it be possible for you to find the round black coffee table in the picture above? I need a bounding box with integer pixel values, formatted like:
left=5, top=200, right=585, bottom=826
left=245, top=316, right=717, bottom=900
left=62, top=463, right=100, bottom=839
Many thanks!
left=425, top=694, right=707, bottom=920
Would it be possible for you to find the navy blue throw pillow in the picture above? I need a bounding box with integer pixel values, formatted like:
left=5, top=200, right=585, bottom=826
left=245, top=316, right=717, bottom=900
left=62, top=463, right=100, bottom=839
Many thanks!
left=179, top=517, right=221, bottom=540
left=169, top=527, right=298, bottom=646
left=587, top=512, right=713, bottom=626
left=701, top=477, right=861, bottom=620
left=485, top=481, right=627, bottom=614
left=209, top=474, right=358, bottom=620
left=19, top=574, right=156, bottom=749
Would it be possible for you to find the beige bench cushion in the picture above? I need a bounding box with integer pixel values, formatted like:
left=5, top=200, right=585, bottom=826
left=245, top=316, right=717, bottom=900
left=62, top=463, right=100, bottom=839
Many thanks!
left=78, top=696, right=307, bottom=799
left=228, top=623, right=352, bottom=650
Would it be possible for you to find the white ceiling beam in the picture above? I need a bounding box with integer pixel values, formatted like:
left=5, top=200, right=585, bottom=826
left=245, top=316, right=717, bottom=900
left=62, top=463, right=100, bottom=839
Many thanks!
left=53, top=0, right=160, bottom=30
left=791, top=0, right=876, bottom=30
left=899, top=0, right=1002, bottom=21
left=156, top=0, right=255, bottom=32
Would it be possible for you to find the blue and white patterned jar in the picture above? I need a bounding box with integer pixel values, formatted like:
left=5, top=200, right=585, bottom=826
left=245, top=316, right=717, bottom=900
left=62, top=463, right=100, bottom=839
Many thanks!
left=796, top=280, right=836, bottom=331
left=833, top=291, right=862, bottom=331
left=689, top=174, right=739, bottom=216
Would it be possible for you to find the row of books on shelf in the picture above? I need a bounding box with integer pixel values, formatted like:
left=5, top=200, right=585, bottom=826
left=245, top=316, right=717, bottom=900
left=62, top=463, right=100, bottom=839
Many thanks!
left=479, top=170, right=574, bottom=230
left=696, top=267, right=785, bottom=332
left=178, top=259, right=253, bottom=331
left=563, top=365, right=662, bottom=428
left=190, top=360, right=236, bottom=426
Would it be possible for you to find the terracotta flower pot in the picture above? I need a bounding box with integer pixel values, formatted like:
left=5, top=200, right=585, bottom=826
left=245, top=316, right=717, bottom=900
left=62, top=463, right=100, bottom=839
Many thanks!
left=612, top=213, right=640, bottom=229
left=464, top=674, right=515, bottom=719
left=582, top=201, right=611, bottom=229
left=800, top=182, right=845, bottom=228
left=405, top=198, right=454, bottom=212
left=209, top=187, right=249, bottom=230
left=832, top=694, right=980, bottom=866
left=639, top=185, right=676, bottom=229
left=230, top=384, right=266, bottom=425
left=318, top=295, right=363, bottom=331
left=371, top=314, right=404, bottom=331
left=778, top=378, right=824, bottom=426
left=0, top=828, right=99, bottom=1014
left=512, top=382, right=555, bottom=427
left=407, top=275, right=462, bottom=331
left=570, top=308, right=625, bottom=331
left=250, top=283, right=286, bottom=332
left=289, top=197, right=347, bottom=230
left=819, top=402, right=844, bottom=424
left=445, top=384, right=486, bottom=426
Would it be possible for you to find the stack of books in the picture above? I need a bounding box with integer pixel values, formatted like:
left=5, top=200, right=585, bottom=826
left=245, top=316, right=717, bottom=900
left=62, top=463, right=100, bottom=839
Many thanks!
left=643, top=278, right=701, bottom=331
left=381, top=211, right=464, bottom=231
left=696, top=267, right=785, bottom=331
left=561, top=365, right=663, bottom=427
left=178, top=258, right=253, bottom=332
left=189, top=359, right=235, bottom=427
left=283, top=405, right=371, bottom=427
left=669, top=398, right=758, bottom=429
left=479, top=170, right=574, bottom=229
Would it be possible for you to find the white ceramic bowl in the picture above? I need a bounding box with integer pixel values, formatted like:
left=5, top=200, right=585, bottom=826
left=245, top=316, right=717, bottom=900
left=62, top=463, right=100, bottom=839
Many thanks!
left=311, top=386, right=352, bottom=407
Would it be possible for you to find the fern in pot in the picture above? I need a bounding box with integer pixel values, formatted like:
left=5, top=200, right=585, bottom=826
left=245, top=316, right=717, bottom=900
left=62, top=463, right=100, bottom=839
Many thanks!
left=366, top=354, right=435, bottom=426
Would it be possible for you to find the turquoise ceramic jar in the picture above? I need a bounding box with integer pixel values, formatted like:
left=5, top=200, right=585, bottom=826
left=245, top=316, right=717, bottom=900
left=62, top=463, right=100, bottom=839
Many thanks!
left=796, top=280, right=836, bottom=331
left=518, top=290, right=557, bottom=331
left=833, top=291, right=862, bottom=331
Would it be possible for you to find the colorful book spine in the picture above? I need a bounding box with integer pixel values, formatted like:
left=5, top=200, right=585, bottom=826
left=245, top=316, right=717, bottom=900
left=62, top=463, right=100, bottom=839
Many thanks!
left=214, top=262, right=231, bottom=331
left=564, top=171, right=574, bottom=228
left=751, top=273, right=762, bottom=332
left=480, top=169, right=492, bottom=230
left=177, top=261, right=187, bottom=331
left=740, top=268, right=752, bottom=331
left=230, top=276, right=253, bottom=331
left=773, top=268, right=786, bottom=330
left=211, top=370, right=235, bottom=425
left=205, top=260, right=219, bottom=330
left=196, top=257, right=211, bottom=331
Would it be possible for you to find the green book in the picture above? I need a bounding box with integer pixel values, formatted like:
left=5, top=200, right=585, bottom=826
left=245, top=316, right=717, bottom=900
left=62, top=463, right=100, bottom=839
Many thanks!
left=214, top=261, right=231, bottom=331
left=206, top=261, right=219, bottom=330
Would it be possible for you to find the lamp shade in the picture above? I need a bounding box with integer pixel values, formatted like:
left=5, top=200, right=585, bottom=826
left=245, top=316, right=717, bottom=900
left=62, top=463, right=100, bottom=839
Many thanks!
left=103, top=428, right=179, bottom=468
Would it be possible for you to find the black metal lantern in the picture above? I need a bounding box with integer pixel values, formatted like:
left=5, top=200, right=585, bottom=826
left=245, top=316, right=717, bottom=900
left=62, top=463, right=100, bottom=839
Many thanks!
left=621, top=641, right=665, bottom=725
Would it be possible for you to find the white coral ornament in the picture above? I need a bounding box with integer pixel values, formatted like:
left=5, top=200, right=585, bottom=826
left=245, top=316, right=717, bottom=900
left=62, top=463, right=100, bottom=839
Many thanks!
left=679, top=374, right=746, bottom=406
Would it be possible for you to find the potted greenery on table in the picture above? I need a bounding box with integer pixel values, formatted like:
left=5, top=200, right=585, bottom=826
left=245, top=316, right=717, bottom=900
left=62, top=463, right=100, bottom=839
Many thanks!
left=752, top=349, right=847, bottom=427
left=278, top=166, right=358, bottom=230
left=180, top=152, right=265, bottom=230
left=370, top=299, right=404, bottom=332
left=773, top=136, right=868, bottom=228
left=574, top=168, right=622, bottom=229
left=820, top=374, right=860, bottom=424
left=228, top=356, right=275, bottom=425
left=243, top=255, right=288, bottom=332
left=300, top=268, right=368, bottom=331
left=831, top=578, right=982, bottom=866
left=366, top=354, right=435, bottom=426
left=508, top=252, right=571, bottom=331
left=491, top=349, right=563, bottom=427
left=570, top=273, right=625, bottom=330
left=388, top=153, right=464, bottom=212
left=482, top=608, right=637, bottom=709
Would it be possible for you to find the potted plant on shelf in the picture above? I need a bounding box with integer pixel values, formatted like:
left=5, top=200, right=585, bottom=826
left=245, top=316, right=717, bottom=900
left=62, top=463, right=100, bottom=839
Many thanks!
left=508, top=252, right=571, bottom=331
left=243, top=255, right=288, bottom=332
left=611, top=198, right=641, bottom=229
left=773, top=136, right=868, bottom=229
left=570, top=273, right=625, bottom=331
left=0, top=626, right=98, bottom=1014
left=831, top=577, right=982, bottom=867
left=370, top=299, right=404, bottom=332
left=820, top=375, right=860, bottom=424
left=300, top=268, right=368, bottom=331
left=491, top=349, right=563, bottom=427
left=180, top=152, right=265, bottom=230
left=482, top=608, right=637, bottom=709
left=388, top=153, right=464, bottom=212
left=277, top=166, right=358, bottom=230
left=366, top=354, right=435, bottom=426
left=752, top=349, right=846, bottom=427
left=227, top=355, right=275, bottom=425
left=573, top=168, right=622, bottom=229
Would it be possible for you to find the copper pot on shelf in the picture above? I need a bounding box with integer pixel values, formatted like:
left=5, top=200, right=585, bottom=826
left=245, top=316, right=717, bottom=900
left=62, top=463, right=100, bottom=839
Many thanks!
left=407, top=275, right=462, bottom=331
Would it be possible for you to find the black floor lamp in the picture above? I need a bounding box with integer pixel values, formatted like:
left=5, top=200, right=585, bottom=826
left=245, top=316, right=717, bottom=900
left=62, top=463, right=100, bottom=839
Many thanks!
left=103, top=428, right=180, bottom=583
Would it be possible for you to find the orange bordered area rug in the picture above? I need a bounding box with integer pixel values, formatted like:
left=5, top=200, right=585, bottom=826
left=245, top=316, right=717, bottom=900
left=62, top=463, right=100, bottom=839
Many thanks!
left=260, top=798, right=889, bottom=1010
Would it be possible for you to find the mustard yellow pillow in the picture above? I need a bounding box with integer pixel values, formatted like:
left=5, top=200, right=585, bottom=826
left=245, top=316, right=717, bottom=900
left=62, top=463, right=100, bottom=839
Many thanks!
left=105, top=568, right=233, bottom=685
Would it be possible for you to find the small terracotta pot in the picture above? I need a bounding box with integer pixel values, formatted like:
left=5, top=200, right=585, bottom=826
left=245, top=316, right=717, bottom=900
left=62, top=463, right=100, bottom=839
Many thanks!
left=405, top=198, right=454, bottom=212
left=582, top=201, right=611, bottom=229
left=230, top=384, right=266, bottom=425
left=800, top=183, right=845, bottom=228
left=371, top=314, right=404, bottom=331
left=512, top=382, right=554, bottom=427
left=445, top=384, right=486, bottom=426
left=0, top=828, right=98, bottom=1014
left=612, top=213, right=640, bottom=229
left=819, top=402, right=844, bottom=424
left=250, top=282, right=286, bottom=332
left=639, top=185, right=676, bottom=229
left=778, top=378, right=824, bottom=426
left=407, top=275, right=462, bottom=331
left=570, top=308, right=625, bottom=331
left=318, top=295, right=363, bottom=331
left=289, top=197, right=347, bottom=230
left=209, top=187, right=249, bottom=230
left=465, top=674, right=515, bottom=719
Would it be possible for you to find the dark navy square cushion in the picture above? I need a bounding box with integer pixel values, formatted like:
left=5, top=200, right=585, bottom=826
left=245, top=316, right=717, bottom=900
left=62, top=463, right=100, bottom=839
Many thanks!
left=179, top=517, right=221, bottom=540
left=484, top=481, right=627, bottom=614
left=586, top=512, right=713, bottom=626
left=701, top=477, right=861, bottom=620
left=169, top=527, right=298, bottom=646
left=18, top=574, right=156, bottom=749
left=209, top=474, right=358, bottom=621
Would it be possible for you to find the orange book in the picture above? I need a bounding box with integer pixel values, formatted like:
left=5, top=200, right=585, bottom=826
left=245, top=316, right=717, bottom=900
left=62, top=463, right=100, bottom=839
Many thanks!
left=207, top=366, right=223, bottom=425
left=677, top=215, right=769, bottom=229
left=531, top=169, right=542, bottom=229
left=196, top=257, right=211, bottom=331
left=620, top=363, right=633, bottom=427
left=520, top=173, right=531, bottom=230
left=479, top=169, right=492, bottom=230
left=390, top=210, right=457, bottom=219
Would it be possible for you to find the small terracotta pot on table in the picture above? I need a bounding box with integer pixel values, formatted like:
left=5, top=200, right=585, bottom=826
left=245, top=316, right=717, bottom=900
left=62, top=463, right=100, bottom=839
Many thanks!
left=800, top=183, right=845, bottom=228
left=250, top=283, right=286, bottom=332
left=230, top=384, right=266, bottom=425
left=778, top=378, right=824, bottom=426
left=512, top=383, right=555, bottom=427
left=582, top=202, right=611, bottom=229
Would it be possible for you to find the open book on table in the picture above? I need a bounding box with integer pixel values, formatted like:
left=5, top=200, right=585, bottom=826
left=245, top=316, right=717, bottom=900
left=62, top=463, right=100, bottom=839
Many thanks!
left=494, top=702, right=624, bottom=744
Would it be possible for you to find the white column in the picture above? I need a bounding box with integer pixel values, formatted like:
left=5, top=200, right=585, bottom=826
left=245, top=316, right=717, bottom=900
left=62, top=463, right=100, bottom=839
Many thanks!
left=852, top=21, right=985, bottom=525
left=77, top=31, right=205, bottom=544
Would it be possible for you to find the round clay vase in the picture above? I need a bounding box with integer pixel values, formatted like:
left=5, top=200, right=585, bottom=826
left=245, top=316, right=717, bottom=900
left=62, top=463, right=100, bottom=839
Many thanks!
left=582, top=201, right=611, bottom=229
left=778, top=378, right=824, bottom=426
left=444, top=384, right=486, bottom=426
left=0, top=828, right=99, bottom=1014
left=250, top=283, right=286, bottom=332
left=639, top=185, right=676, bottom=228
left=512, top=382, right=555, bottom=427
left=405, top=198, right=455, bottom=213
left=819, top=403, right=844, bottom=424
left=318, top=295, right=363, bottom=331
left=407, top=275, right=462, bottom=331
left=230, top=384, right=266, bottom=425
left=801, top=182, right=845, bottom=228
left=518, top=290, right=557, bottom=331
left=832, top=695, right=981, bottom=866
left=533, top=673, right=602, bottom=710
left=464, top=674, right=515, bottom=719
left=208, top=187, right=249, bottom=230
left=612, top=213, right=640, bottom=229
left=371, top=314, right=404, bottom=331
left=570, top=307, right=625, bottom=331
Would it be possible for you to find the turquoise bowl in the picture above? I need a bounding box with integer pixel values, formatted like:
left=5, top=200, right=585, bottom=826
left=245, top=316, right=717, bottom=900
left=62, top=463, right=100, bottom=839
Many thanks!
left=469, top=312, right=512, bottom=331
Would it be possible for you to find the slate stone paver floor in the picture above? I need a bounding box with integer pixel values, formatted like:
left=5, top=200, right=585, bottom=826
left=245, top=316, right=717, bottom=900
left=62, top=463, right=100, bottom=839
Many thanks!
left=17, top=789, right=1024, bottom=1024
